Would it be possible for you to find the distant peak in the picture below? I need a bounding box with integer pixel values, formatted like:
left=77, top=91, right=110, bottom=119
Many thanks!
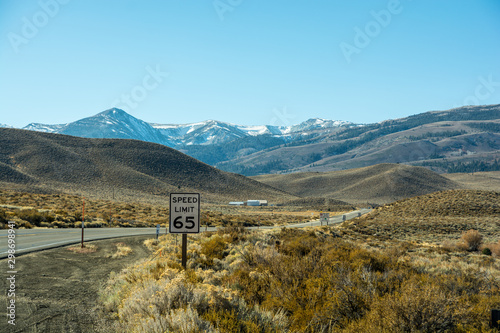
left=306, top=118, right=326, bottom=122
left=99, top=108, right=128, bottom=115
left=94, top=108, right=141, bottom=121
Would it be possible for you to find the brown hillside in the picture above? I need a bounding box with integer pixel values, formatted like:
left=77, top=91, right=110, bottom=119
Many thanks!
left=444, top=171, right=500, bottom=192
left=343, top=189, right=500, bottom=244
left=0, top=128, right=296, bottom=203
left=370, top=189, right=500, bottom=217
left=253, top=163, right=460, bottom=204
left=281, top=197, right=355, bottom=212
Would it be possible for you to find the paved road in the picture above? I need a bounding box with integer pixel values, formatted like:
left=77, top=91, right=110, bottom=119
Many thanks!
left=0, top=227, right=163, bottom=258
left=0, top=209, right=371, bottom=258
left=268, top=208, right=371, bottom=229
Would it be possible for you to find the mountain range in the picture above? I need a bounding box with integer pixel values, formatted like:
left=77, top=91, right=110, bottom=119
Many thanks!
left=0, top=128, right=478, bottom=206
left=21, top=109, right=352, bottom=147
left=4, top=104, right=500, bottom=176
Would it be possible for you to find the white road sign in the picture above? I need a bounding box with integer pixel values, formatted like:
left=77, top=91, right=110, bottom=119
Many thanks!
left=169, top=193, right=200, bottom=234
left=320, top=213, right=330, bottom=224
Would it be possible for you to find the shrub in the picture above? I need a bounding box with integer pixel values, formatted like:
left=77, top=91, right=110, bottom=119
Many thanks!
left=0, top=209, right=7, bottom=223
left=489, top=241, right=500, bottom=257
left=349, top=280, right=458, bottom=332
left=460, top=229, right=483, bottom=251
left=482, top=247, right=492, bottom=256
left=16, top=209, right=55, bottom=226
left=217, top=223, right=247, bottom=243
left=111, top=242, right=132, bottom=258
left=16, top=220, right=33, bottom=229
left=51, top=221, right=71, bottom=228
left=201, top=235, right=227, bottom=261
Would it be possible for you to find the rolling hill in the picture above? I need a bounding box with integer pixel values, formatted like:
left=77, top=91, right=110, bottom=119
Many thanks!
left=368, top=189, right=500, bottom=218
left=252, top=163, right=460, bottom=204
left=343, top=189, right=500, bottom=244
left=0, top=128, right=296, bottom=204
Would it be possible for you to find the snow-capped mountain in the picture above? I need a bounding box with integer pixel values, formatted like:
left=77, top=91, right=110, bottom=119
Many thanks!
left=152, top=120, right=249, bottom=146
left=151, top=118, right=352, bottom=145
left=151, top=120, right=292, bottom=146
left=24, top=109, right=176, bottom=147
left=0, top=123, right=13, bottom=128
left=288, top=118, right=351, bottom=133
left=21, top=108, right=352, bottom=148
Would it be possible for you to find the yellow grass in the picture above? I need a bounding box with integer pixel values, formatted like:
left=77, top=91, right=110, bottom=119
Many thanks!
left=111, top=242, right=132, bottom=258
left=67, top=243, right=98, bottom=254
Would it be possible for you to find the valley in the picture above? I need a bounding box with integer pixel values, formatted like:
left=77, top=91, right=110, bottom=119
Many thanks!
left=0, top=106, right=499, bottom=332
left=2, top=1, right=499, bottom=330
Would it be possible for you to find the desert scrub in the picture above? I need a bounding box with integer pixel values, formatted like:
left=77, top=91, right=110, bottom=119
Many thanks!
left=99, top=227, right=500, bottom=332
left=345, top=278, right=458, bottom=332
left=99, top=228, right=289, bottom=332
left=99, top=261, right=289, bottom=332
left=0, top=208, right=7, bottom=223
left=460, top=229, right=483, bottom=251
left=16, top=209, right=55, bottom=226
left=230, top=228, right=500, bottom=332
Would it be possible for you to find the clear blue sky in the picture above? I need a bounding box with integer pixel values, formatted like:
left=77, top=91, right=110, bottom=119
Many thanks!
left=1, top=0, right=499, bottom=128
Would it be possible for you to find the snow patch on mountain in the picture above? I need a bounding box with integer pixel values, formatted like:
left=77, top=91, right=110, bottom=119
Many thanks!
left=23, top=123, right=65, bottom=133
left=151, top=118, right=351, bottom=145
left=21, top=108, right=352, bottom=148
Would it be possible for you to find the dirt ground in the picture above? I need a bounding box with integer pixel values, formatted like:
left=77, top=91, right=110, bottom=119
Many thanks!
left=0, top=235, right=155, bottom=333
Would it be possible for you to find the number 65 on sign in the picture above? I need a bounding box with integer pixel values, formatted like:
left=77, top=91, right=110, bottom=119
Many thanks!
left=169, top=193, right=200, bottom=234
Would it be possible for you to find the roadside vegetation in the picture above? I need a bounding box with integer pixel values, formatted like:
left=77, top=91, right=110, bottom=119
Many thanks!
left=0, top=189, right=316, bottom=229
left=98, top=223, right=500, bottom=332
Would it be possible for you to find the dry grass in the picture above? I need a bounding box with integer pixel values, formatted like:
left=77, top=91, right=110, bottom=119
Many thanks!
left=110, top=242, right=132, bottom=258
left=144, top=238, right=160, bottom=251
left=67, top=243, right=98, bottom=254
left=0, top=189, right=317, bottom=230
left=444, top=171, right=500, bottom=192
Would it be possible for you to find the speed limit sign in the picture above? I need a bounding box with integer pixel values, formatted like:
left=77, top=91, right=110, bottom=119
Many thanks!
left=169, top=193, right=200, bottom=233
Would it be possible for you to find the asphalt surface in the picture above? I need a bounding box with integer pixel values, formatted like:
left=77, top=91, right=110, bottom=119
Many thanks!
left=0, top=208, right=371, bottom=258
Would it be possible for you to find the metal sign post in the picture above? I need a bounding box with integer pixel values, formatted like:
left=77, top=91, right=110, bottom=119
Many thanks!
left=182, top=234, right=187, bottom=268
left=81, top=199, right=85, bottom=248
left=156, top=224, right=160, bottom=240
left=320, top=212, right=330, bottom=226
left=169, top=193, right=200, bottom=268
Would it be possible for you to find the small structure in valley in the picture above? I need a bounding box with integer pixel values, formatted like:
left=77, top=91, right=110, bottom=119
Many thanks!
left=228, top=200, right=268, bottom=206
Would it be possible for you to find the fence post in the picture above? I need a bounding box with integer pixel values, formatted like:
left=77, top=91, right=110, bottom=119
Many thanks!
left=491, top=309, right=500, bottom=329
